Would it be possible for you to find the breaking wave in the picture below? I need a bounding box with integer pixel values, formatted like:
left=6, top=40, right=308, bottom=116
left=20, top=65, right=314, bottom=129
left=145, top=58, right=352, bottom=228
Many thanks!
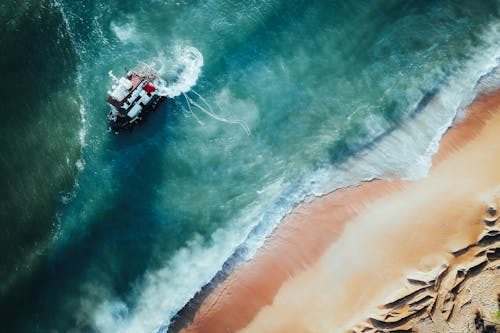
left=85, top=18, right=500, bottom=333
left=160, top=21, right=500, bottom=332
left=21, top=3, right=500, bottom=333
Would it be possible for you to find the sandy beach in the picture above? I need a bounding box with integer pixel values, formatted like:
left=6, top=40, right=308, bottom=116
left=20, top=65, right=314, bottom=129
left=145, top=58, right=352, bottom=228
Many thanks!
left=178, top=91, right=500, bottom=333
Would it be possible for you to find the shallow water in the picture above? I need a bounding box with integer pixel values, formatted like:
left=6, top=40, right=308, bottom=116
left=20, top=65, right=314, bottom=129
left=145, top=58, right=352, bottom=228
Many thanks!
left=2, top=1, right=500, bottom=332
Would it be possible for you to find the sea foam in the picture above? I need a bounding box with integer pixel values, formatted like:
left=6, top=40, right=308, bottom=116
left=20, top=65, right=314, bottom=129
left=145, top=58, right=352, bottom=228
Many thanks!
left=157, top=46, right=204, bottom=98
left=308, top=22, right=500, bottom=197
left=92, top=20, right=500, bottom=333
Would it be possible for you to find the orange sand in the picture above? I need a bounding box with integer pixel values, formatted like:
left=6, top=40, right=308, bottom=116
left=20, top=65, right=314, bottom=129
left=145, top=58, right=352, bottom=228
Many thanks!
left=180, top=91, right=500, bottom=333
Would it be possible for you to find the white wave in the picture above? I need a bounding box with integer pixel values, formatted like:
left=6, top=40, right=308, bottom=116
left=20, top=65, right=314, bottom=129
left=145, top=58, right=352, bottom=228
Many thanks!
left=186, top=24, right=500, bottom=317
left=94, top=20, right=500, bottom=333
left=301, top=21, right=500, bottom=198
left=157, top=46, right=204, bottom=98
left=90, top=174, right=321, bottom=333
left=94, top=232, right=241, bottom=333
left=92, top=182, right=288, bottom=333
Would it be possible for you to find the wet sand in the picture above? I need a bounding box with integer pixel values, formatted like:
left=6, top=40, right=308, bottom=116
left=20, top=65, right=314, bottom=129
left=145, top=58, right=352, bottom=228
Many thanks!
left=179, top=90, right=500, bottom=333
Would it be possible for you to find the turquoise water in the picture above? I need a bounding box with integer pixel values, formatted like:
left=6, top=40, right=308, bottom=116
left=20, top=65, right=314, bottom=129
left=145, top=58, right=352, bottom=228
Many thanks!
left=2, top=1, right=500, bottom=332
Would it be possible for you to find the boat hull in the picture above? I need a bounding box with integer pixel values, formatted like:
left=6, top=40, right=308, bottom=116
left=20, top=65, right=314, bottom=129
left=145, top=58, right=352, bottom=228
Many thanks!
left=108, top=95, right=165, bottom=133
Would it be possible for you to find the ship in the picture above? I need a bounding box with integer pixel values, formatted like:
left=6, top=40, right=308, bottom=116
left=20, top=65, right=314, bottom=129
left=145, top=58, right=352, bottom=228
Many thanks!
left=106, top=66, right=166, bottom=132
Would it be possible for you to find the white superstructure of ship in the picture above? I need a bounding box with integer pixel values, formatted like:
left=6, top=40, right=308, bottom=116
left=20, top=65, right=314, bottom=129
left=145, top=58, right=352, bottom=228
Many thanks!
left=106, top=66, right=165, bottom=132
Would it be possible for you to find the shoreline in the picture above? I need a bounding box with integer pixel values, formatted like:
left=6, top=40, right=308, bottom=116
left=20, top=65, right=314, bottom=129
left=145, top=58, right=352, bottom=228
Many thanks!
left=173, top=90, right=500, bottom=333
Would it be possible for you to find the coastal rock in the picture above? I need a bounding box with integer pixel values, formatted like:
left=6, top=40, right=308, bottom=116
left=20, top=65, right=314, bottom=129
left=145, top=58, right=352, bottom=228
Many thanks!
left=351, top=221, right=499, bottom=333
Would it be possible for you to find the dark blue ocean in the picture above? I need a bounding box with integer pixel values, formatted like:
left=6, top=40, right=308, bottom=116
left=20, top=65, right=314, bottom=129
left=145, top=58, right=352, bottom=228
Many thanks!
left=2, top=1, right=500, bottom=332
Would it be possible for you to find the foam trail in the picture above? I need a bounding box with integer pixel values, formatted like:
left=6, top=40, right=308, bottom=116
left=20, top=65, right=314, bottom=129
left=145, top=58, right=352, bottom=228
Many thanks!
left=186, top=91, right=251, bottom=135
left=157, top=47, right=204, bottom=98
left=154, top=46, right=250, bottom=134
left=161, top=27, right=500, bottom=333
left=182, top=93, right=204, bottom=125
